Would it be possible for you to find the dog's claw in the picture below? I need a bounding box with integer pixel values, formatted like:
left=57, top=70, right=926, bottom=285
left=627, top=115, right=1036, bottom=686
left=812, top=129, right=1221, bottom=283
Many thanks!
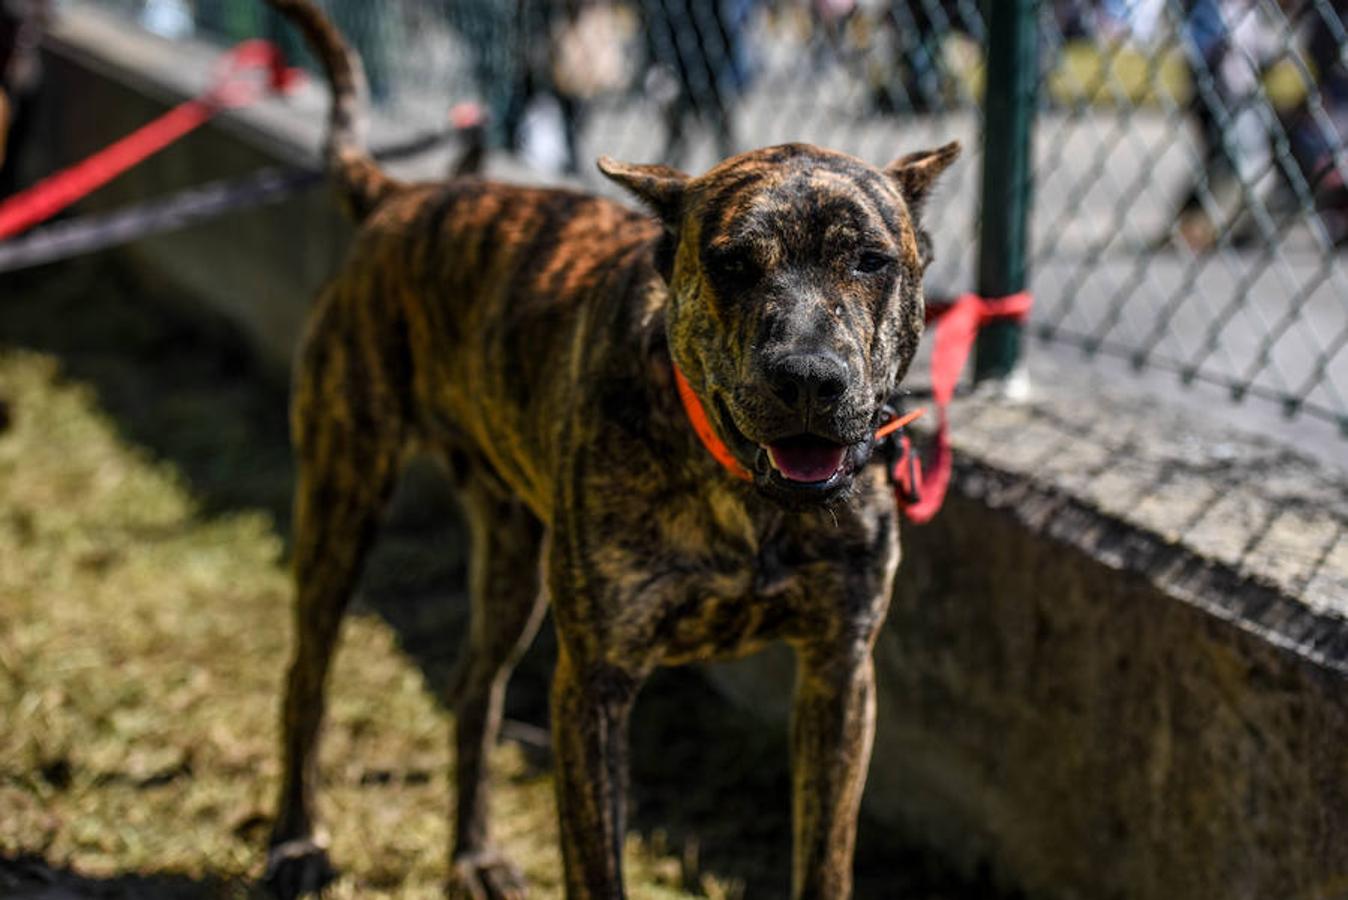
left=446, top=849, right=527, bottom=900
left=263, top=838, right=337, bottom=899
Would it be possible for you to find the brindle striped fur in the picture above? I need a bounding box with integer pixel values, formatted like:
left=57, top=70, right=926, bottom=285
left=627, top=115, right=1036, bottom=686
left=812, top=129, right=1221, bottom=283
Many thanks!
left=261, top=3, right=959, bottom=898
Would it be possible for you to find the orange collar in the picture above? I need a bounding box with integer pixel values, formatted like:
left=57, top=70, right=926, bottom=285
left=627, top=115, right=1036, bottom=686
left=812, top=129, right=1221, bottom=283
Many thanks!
left=672, top=364, right=924, bottom=482
left=674, top=365, right=753, bottom=480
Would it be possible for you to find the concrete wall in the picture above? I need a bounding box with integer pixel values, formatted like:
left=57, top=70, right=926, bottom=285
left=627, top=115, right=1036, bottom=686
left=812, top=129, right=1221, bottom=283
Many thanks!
left=875, top=487, right=1348, bottom=899
left=25, top=6, right=1348, bottom=898
left=715, top=471, right=1348, bottom=898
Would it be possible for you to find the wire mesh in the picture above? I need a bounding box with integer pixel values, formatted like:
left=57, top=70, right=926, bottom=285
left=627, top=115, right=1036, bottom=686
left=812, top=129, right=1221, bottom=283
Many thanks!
left=1031, top=0, right=1348, bottom=435
left=106, top=0, right=1348, bottom=437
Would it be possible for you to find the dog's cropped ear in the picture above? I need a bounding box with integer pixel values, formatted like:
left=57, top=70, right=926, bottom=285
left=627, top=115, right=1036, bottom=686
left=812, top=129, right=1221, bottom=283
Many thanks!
left=885, top=141, right=961, bottom=221
left=597, top=156, right=689, bottom=226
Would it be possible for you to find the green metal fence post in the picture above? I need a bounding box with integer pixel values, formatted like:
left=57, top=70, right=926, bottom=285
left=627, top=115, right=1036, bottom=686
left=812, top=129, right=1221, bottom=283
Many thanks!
left=974, top=0, right=1038, bottom=383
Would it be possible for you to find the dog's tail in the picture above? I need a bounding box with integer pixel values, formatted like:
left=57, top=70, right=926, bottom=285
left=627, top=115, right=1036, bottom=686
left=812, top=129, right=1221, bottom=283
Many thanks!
left=262, top=0, right=399, bottom=220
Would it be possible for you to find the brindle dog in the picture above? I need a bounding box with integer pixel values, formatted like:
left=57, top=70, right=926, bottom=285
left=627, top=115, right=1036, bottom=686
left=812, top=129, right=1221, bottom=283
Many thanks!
left=260, top=2, right=958, bottom=897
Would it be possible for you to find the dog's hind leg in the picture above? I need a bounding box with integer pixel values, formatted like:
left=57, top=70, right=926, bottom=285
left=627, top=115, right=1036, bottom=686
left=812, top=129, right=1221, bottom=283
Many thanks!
left=265, top=301, right=407, bottom=899
left=446, top=474, right=548, bottom=900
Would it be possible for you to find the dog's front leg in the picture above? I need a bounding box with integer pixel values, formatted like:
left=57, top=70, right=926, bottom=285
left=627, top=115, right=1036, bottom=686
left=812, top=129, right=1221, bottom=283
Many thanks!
left=789, top=640, right=879, bottom=900
left=550, top=643, right=643, bottom=899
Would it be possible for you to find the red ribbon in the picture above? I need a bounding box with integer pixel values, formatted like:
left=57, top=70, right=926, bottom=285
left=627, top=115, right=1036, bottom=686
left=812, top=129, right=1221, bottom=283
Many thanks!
left=896, top=291, right=1033, bottom=523
left=0, top=40, right=301, bottom=241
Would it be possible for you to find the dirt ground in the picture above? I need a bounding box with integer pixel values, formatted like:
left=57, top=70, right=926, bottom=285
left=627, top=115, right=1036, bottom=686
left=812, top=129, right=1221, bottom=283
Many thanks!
left=0, top=256, right=1010, bottom=899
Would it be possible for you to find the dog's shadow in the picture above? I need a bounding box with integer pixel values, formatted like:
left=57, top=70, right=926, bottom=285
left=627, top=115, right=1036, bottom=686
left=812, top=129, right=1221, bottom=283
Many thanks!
left=0, top=855, right=241, bottom=899
left=0, top=257, right=1008, bottom=899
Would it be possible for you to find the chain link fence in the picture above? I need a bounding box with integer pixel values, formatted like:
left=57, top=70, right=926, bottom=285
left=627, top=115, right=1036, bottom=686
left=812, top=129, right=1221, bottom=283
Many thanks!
left=108, top=0, right=1348, bottom=437
left=1032, top=0, right=1348, bottom=436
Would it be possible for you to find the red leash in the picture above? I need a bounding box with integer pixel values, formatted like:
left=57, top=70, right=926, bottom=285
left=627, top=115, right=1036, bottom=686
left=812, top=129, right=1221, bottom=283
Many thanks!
left=896, top=291, right=1033, bottom=523
left=0, top=40, right=301, bottom=241
left=674, top=291, right=1033, bottom=523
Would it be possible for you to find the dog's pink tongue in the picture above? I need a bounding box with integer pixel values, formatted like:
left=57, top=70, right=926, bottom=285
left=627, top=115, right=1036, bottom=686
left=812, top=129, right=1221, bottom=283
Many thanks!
left=766, top=437, right=847, bottom=483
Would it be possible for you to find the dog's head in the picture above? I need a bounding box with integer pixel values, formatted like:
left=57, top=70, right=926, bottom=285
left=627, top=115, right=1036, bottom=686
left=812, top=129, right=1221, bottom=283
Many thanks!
left=600, top=142, right=959, bottom=507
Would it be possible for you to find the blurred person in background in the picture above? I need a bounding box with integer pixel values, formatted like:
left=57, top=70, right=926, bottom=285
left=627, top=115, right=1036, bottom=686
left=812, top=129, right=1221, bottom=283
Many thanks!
left=897, top=0, right=976, bottom=110
left=444, top=0, right=518, bottom=155
left=509, top=0, right=633, bottom=175
left=498, top=0, right=581, bottom=173
left=639, top=0, right=762, bottom=165
left=446, top=0, right=631, bottom=176
left=1100, top=0, right=1167, bottom=40
left=869, top=0, right=964, bottom=113
left=1053, top=0, right=1104, bottom=38
left=808, top=0, right=857, bottom=69
left=866, top=0, right=1004, bottom=114
left=1282, top=0, right=1348, bottom=243
left=0, top=0, right=47, bottom=194
left=1171, top=0, right=1281, bottom=249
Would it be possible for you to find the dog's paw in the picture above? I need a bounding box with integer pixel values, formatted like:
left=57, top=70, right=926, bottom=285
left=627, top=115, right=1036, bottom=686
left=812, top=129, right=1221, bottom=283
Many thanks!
left=263, top=837, right=337, bottom=899
left=446, top=848, right=527, bottom=900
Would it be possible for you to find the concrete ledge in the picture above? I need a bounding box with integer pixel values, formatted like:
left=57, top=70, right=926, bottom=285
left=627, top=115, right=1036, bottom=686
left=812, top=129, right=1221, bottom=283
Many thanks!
left=961, top=355, right=1348, bottom=654
left=27, top=7, right=1348, bottom=898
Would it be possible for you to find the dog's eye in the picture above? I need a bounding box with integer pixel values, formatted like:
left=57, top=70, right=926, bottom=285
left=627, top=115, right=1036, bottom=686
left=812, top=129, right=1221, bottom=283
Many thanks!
left=855, top=251, right=894, bottom=275
left=709, top=249, right=760, bottom=286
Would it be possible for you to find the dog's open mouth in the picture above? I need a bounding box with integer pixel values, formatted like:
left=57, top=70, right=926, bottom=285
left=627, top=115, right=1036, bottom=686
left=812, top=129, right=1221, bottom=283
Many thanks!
left=712, top=394, right=864, bottom=502
left=764, top=435, right=848, bottom=484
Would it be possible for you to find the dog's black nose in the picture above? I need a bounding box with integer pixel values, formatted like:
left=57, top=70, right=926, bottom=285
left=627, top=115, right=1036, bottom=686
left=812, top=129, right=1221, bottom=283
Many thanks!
left=766, top=352, right=849, bottom=411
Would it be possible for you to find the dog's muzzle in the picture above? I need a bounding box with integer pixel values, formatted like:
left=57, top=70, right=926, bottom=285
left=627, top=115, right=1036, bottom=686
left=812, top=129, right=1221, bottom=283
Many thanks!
left=710, top=393, right=877, bottom=505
